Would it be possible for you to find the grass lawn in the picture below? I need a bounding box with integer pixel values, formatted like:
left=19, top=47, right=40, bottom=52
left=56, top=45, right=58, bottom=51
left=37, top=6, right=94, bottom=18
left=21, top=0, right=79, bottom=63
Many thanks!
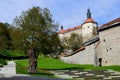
left=0, top=50, right=26, bottom=57
left=15, top=57, right=83, bottom=77
left=15, top=57, right=120, bottom=77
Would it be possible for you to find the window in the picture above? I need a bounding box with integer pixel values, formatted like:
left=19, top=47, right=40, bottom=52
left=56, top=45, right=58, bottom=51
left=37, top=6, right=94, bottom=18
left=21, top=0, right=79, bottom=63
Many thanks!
left=106, top=49, right=108, bottom=52
left=105, top=61, right=107, bottom=63
left=103, top=39, right=106, bottom=42
left=110, top=48, right=112, bottom=50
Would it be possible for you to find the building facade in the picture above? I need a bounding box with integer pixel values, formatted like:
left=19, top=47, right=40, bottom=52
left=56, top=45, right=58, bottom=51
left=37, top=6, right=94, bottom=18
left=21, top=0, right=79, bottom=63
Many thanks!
left=59, top=9, right=120, bottom=66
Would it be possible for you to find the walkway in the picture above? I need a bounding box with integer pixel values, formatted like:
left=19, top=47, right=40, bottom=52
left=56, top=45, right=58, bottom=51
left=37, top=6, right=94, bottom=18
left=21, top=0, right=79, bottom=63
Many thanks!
left=0, top=74, right=64, bottom=80
left=52, top=69, right=120, bottom=80
left=1, top=70, right=120, bottom=80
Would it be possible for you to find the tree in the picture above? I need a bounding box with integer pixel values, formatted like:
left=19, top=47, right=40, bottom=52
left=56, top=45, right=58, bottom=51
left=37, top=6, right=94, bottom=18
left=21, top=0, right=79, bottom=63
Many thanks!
left=13, top=6, right=59, bottom=73
left=0, top=23, right=10, bottom=50
left=9, top=27, right=25, bottom=51
left=63, top=33, right=83, bottom=51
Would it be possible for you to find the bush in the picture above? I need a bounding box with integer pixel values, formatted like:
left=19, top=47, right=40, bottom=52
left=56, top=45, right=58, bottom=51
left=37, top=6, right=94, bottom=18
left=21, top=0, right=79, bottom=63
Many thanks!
left=0, top=58, right=7, bottom=65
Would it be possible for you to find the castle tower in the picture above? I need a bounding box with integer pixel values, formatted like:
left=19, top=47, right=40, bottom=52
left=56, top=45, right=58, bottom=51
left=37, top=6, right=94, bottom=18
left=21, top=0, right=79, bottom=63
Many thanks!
left=59, top=25, right=65, bottom=40
left=82, top=8, right=98, bottom=42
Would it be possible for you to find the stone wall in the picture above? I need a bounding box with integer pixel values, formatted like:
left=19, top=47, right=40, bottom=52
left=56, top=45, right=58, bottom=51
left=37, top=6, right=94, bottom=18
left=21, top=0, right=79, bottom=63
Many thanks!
left=96, top=25, right=120, bottom=66
left=60, top=44, right=95, bottom=65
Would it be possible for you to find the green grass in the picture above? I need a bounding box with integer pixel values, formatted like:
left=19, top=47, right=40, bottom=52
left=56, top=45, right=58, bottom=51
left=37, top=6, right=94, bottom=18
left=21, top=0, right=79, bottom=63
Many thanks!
left=37, top=58, right=83, bottom=70
left=15, top=57, right=120, bottom=78
left=15, top=58, right=54, bottom=77
left=0, top=50, right=26, bottom=57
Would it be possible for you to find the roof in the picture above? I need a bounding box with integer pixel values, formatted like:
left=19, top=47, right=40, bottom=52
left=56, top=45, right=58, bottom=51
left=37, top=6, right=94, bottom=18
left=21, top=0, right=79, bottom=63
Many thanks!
left=81, top=18, right=97, bottom=25
left=59, top=25, right=81, bottom=34
left=84, top=18, right=96, bottom=23
left=99, top=17, right=120, bottom=30
left=84, top=35, right=99, bottom=46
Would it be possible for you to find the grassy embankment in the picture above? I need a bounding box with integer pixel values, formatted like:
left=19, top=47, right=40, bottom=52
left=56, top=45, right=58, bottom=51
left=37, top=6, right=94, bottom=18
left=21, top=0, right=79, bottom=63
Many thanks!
left=15, top=57, right=120, bottom=77
left=0, top=50, right=26, bottom=65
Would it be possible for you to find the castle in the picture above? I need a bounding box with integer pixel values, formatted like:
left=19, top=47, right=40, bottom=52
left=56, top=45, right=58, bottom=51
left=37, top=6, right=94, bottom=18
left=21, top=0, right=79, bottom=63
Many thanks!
left=59, top=9, right=120, bottom=66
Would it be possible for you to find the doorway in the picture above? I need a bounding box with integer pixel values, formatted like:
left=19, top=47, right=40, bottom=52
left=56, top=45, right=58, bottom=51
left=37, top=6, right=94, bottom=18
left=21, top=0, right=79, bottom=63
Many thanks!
left=98, top=58, right=102, bottom=66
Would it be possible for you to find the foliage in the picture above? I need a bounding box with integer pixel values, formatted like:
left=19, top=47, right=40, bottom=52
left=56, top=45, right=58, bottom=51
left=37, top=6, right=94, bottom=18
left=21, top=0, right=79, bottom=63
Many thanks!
left=0, top=23, right=10, bottom=50
left=12, top=6, right=60, bottom=55
left=9, top=27, right=25, bottom=51
left=0, top=58, right=7, bottom=65
left=62, top=33, right=83, bottom=51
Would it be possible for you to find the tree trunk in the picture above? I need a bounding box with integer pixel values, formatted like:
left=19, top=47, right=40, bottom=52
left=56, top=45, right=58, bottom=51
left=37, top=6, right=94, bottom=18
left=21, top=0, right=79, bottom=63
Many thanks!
left=27, top=49, right=37, bottom=73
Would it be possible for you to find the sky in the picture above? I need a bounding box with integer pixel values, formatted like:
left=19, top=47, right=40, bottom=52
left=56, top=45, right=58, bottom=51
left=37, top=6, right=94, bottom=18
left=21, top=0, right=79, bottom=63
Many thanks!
left=0, top=0, right=120, bottom=29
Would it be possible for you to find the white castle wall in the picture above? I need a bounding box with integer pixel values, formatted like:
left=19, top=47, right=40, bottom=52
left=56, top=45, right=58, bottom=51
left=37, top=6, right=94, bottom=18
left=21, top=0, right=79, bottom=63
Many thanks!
left=82, top=23, right=97, bottom=42
left=59, top=28, right=82, bottom=41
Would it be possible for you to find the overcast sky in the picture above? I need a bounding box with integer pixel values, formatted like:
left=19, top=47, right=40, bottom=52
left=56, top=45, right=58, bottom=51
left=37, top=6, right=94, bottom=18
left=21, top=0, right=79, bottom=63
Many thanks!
left=0, top=0, right=120, bottom=29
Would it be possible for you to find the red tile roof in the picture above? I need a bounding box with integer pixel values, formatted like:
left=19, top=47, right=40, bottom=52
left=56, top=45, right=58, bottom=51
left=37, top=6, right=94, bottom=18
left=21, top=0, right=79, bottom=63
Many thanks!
left=84, top=18, right=96, bottom=23
left=59, top=25, right=82, bottom=34
left=100, top=17, right=120, bottom=29
left=59, top=29, right=65, bottom=33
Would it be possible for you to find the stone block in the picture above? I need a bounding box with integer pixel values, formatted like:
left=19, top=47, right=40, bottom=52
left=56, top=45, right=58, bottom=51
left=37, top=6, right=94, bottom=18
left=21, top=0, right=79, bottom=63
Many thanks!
left=86, top=73, right=94, bottom=76
left=96, top=75, right=104, bottom=77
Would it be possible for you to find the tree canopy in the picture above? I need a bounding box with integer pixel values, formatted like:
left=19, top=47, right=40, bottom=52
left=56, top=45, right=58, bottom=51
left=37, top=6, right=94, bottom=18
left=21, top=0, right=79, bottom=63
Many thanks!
left=63, top=33, right=83, bottom=51
left=12, top=6, right=60, bottom=55
left=0, top=23, right=10, bottom=50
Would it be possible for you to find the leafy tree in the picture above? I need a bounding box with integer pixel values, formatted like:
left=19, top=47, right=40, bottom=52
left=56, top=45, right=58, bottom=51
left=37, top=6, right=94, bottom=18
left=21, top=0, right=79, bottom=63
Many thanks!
left=63, top=33, right=83, bottom=51
left=13, top=6, right=59, bottom=73
left=9, top=27, right=25, bottom=51
left=0, top=23, right=10, bottom=50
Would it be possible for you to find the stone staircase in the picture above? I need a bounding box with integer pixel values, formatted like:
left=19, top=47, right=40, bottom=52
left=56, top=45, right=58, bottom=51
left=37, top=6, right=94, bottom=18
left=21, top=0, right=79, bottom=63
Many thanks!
left=0, top=61, right=16, bottom=77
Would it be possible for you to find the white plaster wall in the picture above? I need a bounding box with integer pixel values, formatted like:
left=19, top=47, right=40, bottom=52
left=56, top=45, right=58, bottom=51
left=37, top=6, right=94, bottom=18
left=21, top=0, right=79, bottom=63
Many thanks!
left=82, top=23, right=97, bottom=42
left=59, top=34, right=64, bottom=40
left=58, top=28, right=82, bottom=40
